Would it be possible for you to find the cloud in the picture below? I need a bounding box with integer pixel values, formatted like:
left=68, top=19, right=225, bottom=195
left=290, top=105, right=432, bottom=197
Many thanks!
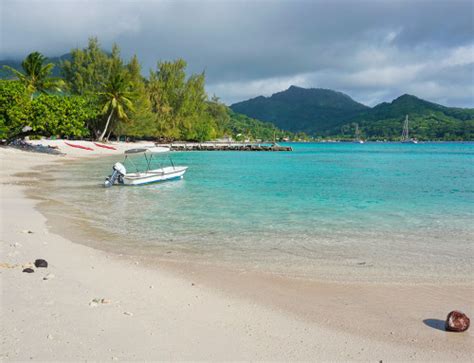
left=2, top=0, right=473, bottom=107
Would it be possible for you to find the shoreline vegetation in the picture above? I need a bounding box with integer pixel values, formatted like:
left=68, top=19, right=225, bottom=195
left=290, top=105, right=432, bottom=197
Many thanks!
left=1, top=37, right=300, bottom=146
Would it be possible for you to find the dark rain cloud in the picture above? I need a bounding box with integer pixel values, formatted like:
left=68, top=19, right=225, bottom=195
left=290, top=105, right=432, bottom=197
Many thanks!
left=1, top=0, right=473, bottom=106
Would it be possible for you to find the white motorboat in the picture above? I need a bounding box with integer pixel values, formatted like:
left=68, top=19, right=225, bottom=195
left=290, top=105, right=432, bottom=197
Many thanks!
left=104, top=147, right=188, bottom=187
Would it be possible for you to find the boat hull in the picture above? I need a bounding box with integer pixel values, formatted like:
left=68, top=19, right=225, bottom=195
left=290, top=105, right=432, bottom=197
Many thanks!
left=122, top=166, right=188, bottom=186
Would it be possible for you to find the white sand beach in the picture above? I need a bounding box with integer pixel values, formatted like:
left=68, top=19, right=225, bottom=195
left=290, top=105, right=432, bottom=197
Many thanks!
left=1, top=142, right=473, bottom=361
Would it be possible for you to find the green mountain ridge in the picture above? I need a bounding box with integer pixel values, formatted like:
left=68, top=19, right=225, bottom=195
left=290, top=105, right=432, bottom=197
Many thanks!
left=230, top=86, right=474, bottom=140
left=231, top=86, right=369, bottom=134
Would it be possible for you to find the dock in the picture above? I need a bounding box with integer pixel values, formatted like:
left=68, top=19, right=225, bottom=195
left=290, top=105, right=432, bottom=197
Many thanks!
left=158, top=143, right=292, bottom=152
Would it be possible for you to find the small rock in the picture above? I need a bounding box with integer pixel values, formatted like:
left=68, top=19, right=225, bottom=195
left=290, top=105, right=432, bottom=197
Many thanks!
left=22, top=230, right=34, bottom=234
left=34, top=259, right=48, bottom=268
left=191, top=282, right=195, bottom=286
left=47, top=334, right=53, bottom=340
left=446, top=310, right=470, bottom=332
left=149, top=285, right=154, bottom=289
left=123, top=311, right=133, bottom=316
left=22, top=268, right=34, bottom=273
left=10, top=242, right=22, bottom=248
left=89, top=298, right=111, bottom=307
left=43, top=273, right=55, bottom=281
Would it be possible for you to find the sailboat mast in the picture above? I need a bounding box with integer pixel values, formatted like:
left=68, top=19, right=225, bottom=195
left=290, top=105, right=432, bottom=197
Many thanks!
left=402, top=115, right=409, bottom=141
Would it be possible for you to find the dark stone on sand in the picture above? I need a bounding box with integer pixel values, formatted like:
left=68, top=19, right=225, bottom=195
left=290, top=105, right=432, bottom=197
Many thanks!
left=22, top=268, right=34, bottom=273
left=445, top=310, right=470, bottom=332
left=34, top=259, right=48, bottom=268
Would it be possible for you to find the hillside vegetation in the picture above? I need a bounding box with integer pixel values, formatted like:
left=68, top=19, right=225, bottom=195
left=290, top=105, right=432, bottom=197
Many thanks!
left=231, top=86, right=474, bottom=140
left=231, top=86, right=368, bottom=134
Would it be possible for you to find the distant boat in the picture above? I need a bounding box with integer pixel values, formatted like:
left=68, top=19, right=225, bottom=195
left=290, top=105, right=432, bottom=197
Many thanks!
left=354, top=123, right=365, bottom=144
left=401, top=115, right=418, bottom=144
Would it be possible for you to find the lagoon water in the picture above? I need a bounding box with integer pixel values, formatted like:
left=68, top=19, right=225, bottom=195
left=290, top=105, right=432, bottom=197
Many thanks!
left=45, top=143, right=474, bottom=283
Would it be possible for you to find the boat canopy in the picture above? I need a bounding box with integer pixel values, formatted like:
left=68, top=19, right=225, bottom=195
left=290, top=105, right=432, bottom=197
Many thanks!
left=124, top=146, right=170, bottom=155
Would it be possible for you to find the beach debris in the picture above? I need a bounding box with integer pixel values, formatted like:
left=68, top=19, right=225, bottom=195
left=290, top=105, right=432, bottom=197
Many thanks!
left=43, top=273, right=55, bottom=281
left=22, top=268, right=34, bottom=273
left=22, top=230, right=34, bottom=234
left=47, top=334, right=54, bottom=340
left=34, top=259, right=48, bottom=268
left=123, top=311, right=133, bottom=316
left=9, top=139, right=63, bottom=155
left=446, top=310, right=470, bottom=332
left=10, top=242, right=22, bottom=248
left=0, top=262, right=17, bottom=269
left=89, top=298, right=111, bottom=307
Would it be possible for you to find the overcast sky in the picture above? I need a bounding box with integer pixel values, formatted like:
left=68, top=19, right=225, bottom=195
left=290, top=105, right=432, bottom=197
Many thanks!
left=1, top=0, right=473, bottom=107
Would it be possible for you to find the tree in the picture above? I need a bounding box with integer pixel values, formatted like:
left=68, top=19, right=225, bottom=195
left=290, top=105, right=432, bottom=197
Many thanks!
left=116, top=55, right=155, bottom=138
left=98, top=67, right=134, bottom=141
left=3, top=52, right=63, bottom=98
left=0, top=80, right=31, bottom=139
left=148, top=59, right=220, bottom=141
left=29, top=94, right=99, bottom=138
left=0, top=80, right=99, bottom=140
left=61, top=37, right=112, bottom=95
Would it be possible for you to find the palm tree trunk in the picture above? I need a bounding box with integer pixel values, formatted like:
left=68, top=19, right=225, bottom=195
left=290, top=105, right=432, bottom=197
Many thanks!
left=99, top=110, right=114, bottom=141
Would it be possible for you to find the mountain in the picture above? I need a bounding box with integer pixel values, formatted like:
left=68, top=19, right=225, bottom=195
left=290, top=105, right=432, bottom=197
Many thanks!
left=344, top=94, right=474, bottom=140
left=0, top=53, right=72, bottom=78
left=230, top=86, right=369, bottom=134
left=231, top=86, right=474, bottom=140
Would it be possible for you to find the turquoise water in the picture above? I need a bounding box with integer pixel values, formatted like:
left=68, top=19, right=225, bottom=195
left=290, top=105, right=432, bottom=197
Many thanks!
left=47, top=143, right=474, bottom=283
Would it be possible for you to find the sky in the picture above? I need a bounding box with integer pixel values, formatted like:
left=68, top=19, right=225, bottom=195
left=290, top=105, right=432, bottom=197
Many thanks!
left=1, top=0, right=473, bottom=107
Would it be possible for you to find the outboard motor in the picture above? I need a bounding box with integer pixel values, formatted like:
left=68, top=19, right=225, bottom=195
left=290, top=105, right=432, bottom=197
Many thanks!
left=104, top=162, right=127, bottom=188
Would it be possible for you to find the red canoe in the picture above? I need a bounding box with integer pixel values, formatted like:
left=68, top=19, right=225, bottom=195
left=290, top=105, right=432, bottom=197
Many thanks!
left=64, top=142, right=94, bottom=151
left=94, top=142, right=117, bottom=150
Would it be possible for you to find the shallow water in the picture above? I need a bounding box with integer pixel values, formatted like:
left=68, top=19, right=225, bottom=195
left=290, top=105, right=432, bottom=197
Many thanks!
left=43, top=142, right=474, bottom=283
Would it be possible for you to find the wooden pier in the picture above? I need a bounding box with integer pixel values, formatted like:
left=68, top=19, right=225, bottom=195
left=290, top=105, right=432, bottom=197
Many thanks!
left=159, top=143, right=293, bottom=152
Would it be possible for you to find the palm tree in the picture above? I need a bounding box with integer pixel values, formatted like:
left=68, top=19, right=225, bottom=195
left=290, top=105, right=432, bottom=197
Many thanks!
left=3, top=52, right=63, bottom=98
left=98, top=69, right=134, bottom=141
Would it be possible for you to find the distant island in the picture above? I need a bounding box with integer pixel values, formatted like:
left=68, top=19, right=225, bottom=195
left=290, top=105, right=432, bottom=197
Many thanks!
left=231, top=86, right=474, bottom=141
